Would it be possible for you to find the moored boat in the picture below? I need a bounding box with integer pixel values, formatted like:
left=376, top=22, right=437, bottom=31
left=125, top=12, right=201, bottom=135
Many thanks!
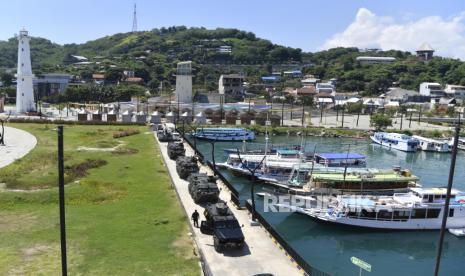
left=449, top=137, right=465, bottom=151
left=371, top=132, right=419, bottom=152
left=304, top=167, right=419, bottom=194
left=286, top=187, right=465, bottom=230
left=413, top=135, right=450, bottom=152
left=192, top=127, right=255, bottom=141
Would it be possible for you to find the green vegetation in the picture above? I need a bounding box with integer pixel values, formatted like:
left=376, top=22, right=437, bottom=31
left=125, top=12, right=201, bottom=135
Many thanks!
left=2, top=27, right=464, bottom=100
left=0, top=123, right=199, bottom=275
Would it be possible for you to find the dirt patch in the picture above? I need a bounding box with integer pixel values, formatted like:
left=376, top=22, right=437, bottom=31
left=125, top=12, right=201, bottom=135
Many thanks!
left=0, top=212, right=37, bottom=233
left=111, top=147, right=139, bottom=155
left=8, top=243, right=83, bottom=276
left=171, top=232, right=198, bottom=261
left=66, top=159, right=107, bottom=178
left=77, top=141, right=126, bottom=152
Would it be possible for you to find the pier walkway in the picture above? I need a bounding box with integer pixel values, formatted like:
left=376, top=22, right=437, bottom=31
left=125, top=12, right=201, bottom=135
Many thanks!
left=156, top=133, right=302, bottom=276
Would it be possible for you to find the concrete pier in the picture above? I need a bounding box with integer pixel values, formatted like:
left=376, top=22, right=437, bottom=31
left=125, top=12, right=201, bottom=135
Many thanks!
left=155, top=134, right=302, bottom=276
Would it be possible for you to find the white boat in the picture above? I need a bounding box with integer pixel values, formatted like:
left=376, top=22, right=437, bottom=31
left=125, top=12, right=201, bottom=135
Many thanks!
left=291, top=187, right=465, bottom=230
left=371, top=132, right=419, bottom=152
left=449, top=228, right=465, bottom=237
left=216, top=149, right=306, bottom=178
left=192, top=127, right=254, bottom=141
left=412, top=135, right=450, bottom=152
left=449, top=137, right=465, bottom=151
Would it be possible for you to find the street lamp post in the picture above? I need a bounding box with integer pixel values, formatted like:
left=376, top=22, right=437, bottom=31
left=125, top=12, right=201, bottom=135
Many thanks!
left=57, top=126, right=68, bottom=276
left=434, top=116, right=461, bottom=276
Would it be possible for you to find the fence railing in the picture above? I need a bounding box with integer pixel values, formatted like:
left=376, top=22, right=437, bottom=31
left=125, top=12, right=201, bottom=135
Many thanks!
left=245, top=200, right=331, bottom=276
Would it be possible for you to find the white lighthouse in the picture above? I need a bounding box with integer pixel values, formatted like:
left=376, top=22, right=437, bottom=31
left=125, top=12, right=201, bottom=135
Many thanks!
left=175, top=61, right=193, bottom=104
left=15, top=28, right=36, bottom=113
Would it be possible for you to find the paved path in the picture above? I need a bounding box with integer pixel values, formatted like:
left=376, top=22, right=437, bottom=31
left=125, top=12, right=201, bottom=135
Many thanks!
left=0, top=126, right=37, bottom=169
left=156, top=134, right=302, bottom=276
left=284, top=114, right=451, bottom=131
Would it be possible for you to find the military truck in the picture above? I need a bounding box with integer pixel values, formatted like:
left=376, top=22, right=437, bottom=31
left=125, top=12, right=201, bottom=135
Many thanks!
left=167, top=141, right=185, bottom=160
left=176, top=156, right=199, bottom=179
left=157, top=124, right=181, bottom=142
left=200, top=201, right=244, bottom=252
left=187, top=173, right=220, bottom=203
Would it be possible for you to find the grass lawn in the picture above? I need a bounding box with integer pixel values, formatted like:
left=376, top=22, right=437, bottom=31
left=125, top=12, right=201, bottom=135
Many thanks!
left=0, top=123, right=199, bottom=275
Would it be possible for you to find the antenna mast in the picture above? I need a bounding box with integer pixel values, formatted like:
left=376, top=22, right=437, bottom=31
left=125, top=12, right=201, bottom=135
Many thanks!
left=132, top=3, right=138, bottom=32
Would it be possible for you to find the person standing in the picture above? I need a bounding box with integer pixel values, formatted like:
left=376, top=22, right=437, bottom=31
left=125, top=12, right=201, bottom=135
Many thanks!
left=191, top=210, right=199, bottom=227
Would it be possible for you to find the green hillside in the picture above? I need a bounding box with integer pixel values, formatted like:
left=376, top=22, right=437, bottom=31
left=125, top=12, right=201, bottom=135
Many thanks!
left=1, top=26, right=465, bottom=96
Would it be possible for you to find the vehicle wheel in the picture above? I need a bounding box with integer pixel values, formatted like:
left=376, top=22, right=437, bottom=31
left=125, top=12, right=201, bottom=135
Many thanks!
left=213, top=236, right=222, bottom=252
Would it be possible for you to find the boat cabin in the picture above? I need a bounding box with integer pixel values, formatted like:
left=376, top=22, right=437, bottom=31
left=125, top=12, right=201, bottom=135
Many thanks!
left=410, top=187, right=462, bottom=204
left=314, top=153, right=366, bottom=167
left=276, top=149, right=301, bottom=159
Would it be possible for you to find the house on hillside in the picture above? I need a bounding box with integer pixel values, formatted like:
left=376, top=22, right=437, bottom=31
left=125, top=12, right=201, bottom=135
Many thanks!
left=431, top=97, right=456, bottom=111
left=385, top=88, right=427, bottom=103
left=219, top=74, right=245, bottom=97
left=416, top=43, right=435, bottom=61
left=316, top=82, right=335, bottom=94
left=419, top=82, right=445, bottom=98
left=92, top=73, right=105, bottom=85
left=356, top=56, right=396, bottom=65
left=445, top=84, right=465, bottom=101
left=283, top=70, right=302, bottom=78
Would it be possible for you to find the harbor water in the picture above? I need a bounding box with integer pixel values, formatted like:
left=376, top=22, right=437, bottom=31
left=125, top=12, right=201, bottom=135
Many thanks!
left=188, top=134, right=465, bottom=276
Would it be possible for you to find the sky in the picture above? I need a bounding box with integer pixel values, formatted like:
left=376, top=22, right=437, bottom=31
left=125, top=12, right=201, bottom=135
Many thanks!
left=2, top=0, right=465, bottom=58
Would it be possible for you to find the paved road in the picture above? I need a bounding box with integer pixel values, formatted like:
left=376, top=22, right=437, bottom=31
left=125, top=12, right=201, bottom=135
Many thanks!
left=156, top=134, right=302, bottom=276
left=0, top=126, right=37, bottom=169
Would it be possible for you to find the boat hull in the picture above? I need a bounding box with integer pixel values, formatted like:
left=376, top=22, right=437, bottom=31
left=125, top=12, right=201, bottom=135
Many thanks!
left=370, top=136, right=417, bottom=152
left=298, top=209, right=465, bottom=230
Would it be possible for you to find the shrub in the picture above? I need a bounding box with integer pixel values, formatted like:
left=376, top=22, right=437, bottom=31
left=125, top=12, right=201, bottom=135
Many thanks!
left=113, top=129, right=140, bottom=138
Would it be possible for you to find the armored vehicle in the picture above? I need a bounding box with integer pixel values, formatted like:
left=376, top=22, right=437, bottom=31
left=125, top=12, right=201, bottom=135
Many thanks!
left=176, top=156, right=199, bottom=179
left=187, top=173, right=220, bottom=203
left=157, top=124, right=181, bottom=142
left=200, top=201, right=244, bottom=252
left=167, top=142, right=185, bottom=160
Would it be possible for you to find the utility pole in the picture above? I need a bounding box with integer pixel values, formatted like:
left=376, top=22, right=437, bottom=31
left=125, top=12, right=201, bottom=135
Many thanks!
left=57, top=126, right=68, bottom=276
left=131, top=3, right=138, bottom=32
left=400, top=112, right=403, bottom=130
left=290, top=100, right=294, bottom=120
left=409, top=112, right=413, bottom=128
left=336, top=105, right=339, bottom=121
left=356, top=110, right=360, bottom=127
left=341, top=106, right=345, bottom=128
left=434, top=117, right=461, bottom=276
left=281, top=100, right=284, bottom=126
left=418, top=106, right=422, bottom=125
left=301, top=100, right=305, bottom=127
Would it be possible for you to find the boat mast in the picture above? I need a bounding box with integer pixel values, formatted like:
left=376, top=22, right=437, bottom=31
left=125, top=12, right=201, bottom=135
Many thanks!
left=308, top=145, right=317, bottom=185
left=264, top=113, right=269, bottom=167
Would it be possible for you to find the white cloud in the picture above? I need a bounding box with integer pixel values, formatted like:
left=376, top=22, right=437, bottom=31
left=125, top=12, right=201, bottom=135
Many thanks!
left=321, top=8, right=465, bottom=60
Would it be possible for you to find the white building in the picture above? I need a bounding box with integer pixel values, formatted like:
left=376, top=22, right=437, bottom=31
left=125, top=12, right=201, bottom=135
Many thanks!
left=316, top=82, right=335, bottom=94
left=356, top=56, right=396, bottom=65
left=15, top=28, right=36, bottom=113
left=218, top=74, right=244, bottom=97
left=419, top=82, right=445, bottom=98
left=175, top=61, right=193, bottom=104
left=445, top=84, right=465, bottom=100
left=34, top=73, right=71, bottom=98
left=416, top=43, right=434, bottom=61
left=218, top=46, right=232, bottom=53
